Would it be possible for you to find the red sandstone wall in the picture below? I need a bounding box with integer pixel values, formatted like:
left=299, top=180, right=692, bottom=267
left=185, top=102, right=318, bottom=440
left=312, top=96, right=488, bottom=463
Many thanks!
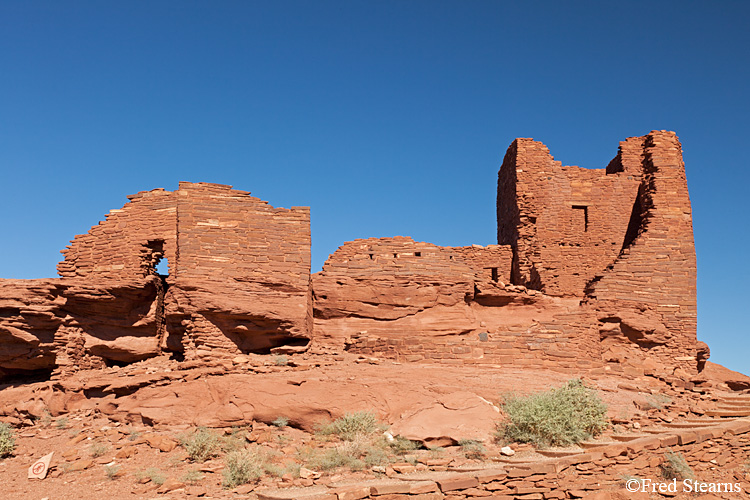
left=587, top=131, right=698, bottom=371
left=497, top=131, right=698, bottom=374
left=313, top=237, right=477, bottom=323
left=313, top=237, right=601, bottom=369
left=175, top=182, right=311, bottom=288
left=58, top=189, right=177, bottom=279
left=447, top=244, right=512, bottom=283
left=497, top=139, right=640, bottom=297
left=171, top=182, right=312, bottom=352
left=54, top=182, right=312, bottom=364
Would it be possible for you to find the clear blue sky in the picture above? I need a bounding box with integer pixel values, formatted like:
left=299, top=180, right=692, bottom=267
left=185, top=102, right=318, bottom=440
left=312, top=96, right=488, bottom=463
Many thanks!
left=1, top=1, right=748, bottom=375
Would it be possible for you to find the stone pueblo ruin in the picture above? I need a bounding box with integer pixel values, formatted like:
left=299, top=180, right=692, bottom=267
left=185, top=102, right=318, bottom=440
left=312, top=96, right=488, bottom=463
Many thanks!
left=1, top=131, right=749, bottom=499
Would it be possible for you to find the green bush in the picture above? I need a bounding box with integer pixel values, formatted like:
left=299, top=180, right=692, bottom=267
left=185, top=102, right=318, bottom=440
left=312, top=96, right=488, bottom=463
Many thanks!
left=0, top=422, right=16, bottom=458
left=389, top=436, right=420, bottom=455
left=363, top=445, right=390, bottom=466
left=308, top=442, right=366, bottom=471
left=273, top=355, right=289, bottom=366
left=318, top=411, right=380, bottom=441
left=90, top=442, right=109, bottom=458
left=181, top=427, right=223, bottom=462
left=222, top=449, right=264, bottom=488
left=180, top=468, right=204, bottom=485
left=498, top=379, right=608, bottom=448
left=458, top=439, right=486, bottom=459
left=661, top=450, right=693, bottom=480
left=135, top=467, right=166, bottom=485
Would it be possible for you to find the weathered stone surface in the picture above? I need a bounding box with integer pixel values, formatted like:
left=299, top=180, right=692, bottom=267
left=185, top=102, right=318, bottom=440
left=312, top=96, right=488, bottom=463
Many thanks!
left=390, top=392, right=499, bottom=446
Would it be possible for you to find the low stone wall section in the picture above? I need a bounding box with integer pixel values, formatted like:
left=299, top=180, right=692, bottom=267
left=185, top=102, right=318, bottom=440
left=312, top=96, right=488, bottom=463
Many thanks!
left=257, top=418, right=750, bottom=500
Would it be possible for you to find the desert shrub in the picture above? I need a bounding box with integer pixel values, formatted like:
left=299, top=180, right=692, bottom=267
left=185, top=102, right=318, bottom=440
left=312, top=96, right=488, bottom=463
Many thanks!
left=272, top=416, right=289, bottom=428
left=136, top=467, right=166, bottom=485
left=38, top=409, right=52, bottom=427
left=458, top=439, right=486, bottom=459
left=55, top=417, right=69, bottom=430
left=311, top=413, right=415, bottom=471
left=389, top=436, right=420, bottom=455
left=222, top=449, right=264, bottom=488
left=282, top=462, right=301, bottom=477
left=361, top=446, right=391, bottom=467
left=264, top=461, right=301, bottom=478
left=104, top=465, right=120, bottom=480
left=498, top=379, right=608, bottom=448
left=0, top=422, right=16, bottom=458
left=308, top=442, right=366, bottom=471
left=90, top=442, right=109, bottom=458
left=273, top=355, right=289, bottom=366
left=318, top=411, right=380, bottom=441
left=181, top=427, right=223, bottom=462
left=314, top=435, right=401, bottom=471
left=661, top=450, right=693, bottom=480
left=180, top=468, right=204, bottom=484
left=222, top=429, right=246, bottom=453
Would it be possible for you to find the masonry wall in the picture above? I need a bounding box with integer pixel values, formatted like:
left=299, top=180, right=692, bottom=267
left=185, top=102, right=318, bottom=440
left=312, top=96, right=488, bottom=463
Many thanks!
left=58, top=189, right=177, bottom=279
left=587, top=131, right=698, bottom=371
left=55, top=182, right=313, bottom=363
left=314, top=237, right=600, bottom=369
left=343, top=306, right=601, bottom=371
left=171, top=182, right=312, bottom=353
left=175, top=182, right=311, bottom=289
left=260, top=419, right=750, bottom=500
left=496, top=139, right=640, bottom=297
left=497, top=131, right=698, bottom=374
left=447, top=245, right=512, bottom=284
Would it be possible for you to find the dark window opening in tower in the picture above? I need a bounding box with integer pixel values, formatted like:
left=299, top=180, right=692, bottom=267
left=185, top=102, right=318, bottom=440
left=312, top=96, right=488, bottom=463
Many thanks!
left=572, top=205, right=589, bottom=232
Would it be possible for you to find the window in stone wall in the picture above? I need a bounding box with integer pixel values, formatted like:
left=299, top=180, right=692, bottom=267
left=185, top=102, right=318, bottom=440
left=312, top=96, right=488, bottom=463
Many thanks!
left=156, top=257, right=169, bottom=276
left=572, top=205, right=589, bottom=232
left=143, top=239, right=168, bottom=276
left=490, top=268, right=499, bottom=282
left=415, top=252, right=421, bottom=257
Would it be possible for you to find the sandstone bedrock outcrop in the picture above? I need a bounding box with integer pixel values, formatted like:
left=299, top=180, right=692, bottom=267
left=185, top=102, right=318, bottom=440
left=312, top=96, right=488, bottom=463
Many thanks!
left=0, top=131, right=703, bottom=382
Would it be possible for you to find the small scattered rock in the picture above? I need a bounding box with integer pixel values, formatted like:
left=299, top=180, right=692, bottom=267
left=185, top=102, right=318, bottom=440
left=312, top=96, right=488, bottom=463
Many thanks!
left=157, top=478, right=185, bottom=494
left=70, top=459, right=94, bottom=472
left=299, top=466, right=321, bottom=479
left=233, top=483, right=255, bottom=494
left=185, top=485, right=207, bottom=497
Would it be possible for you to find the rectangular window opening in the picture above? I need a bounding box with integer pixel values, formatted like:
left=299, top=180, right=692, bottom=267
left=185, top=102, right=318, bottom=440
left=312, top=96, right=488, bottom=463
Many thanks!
left=572, top=205, right=589, bottom=232
left=490, top=268, right=499, bottom=282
